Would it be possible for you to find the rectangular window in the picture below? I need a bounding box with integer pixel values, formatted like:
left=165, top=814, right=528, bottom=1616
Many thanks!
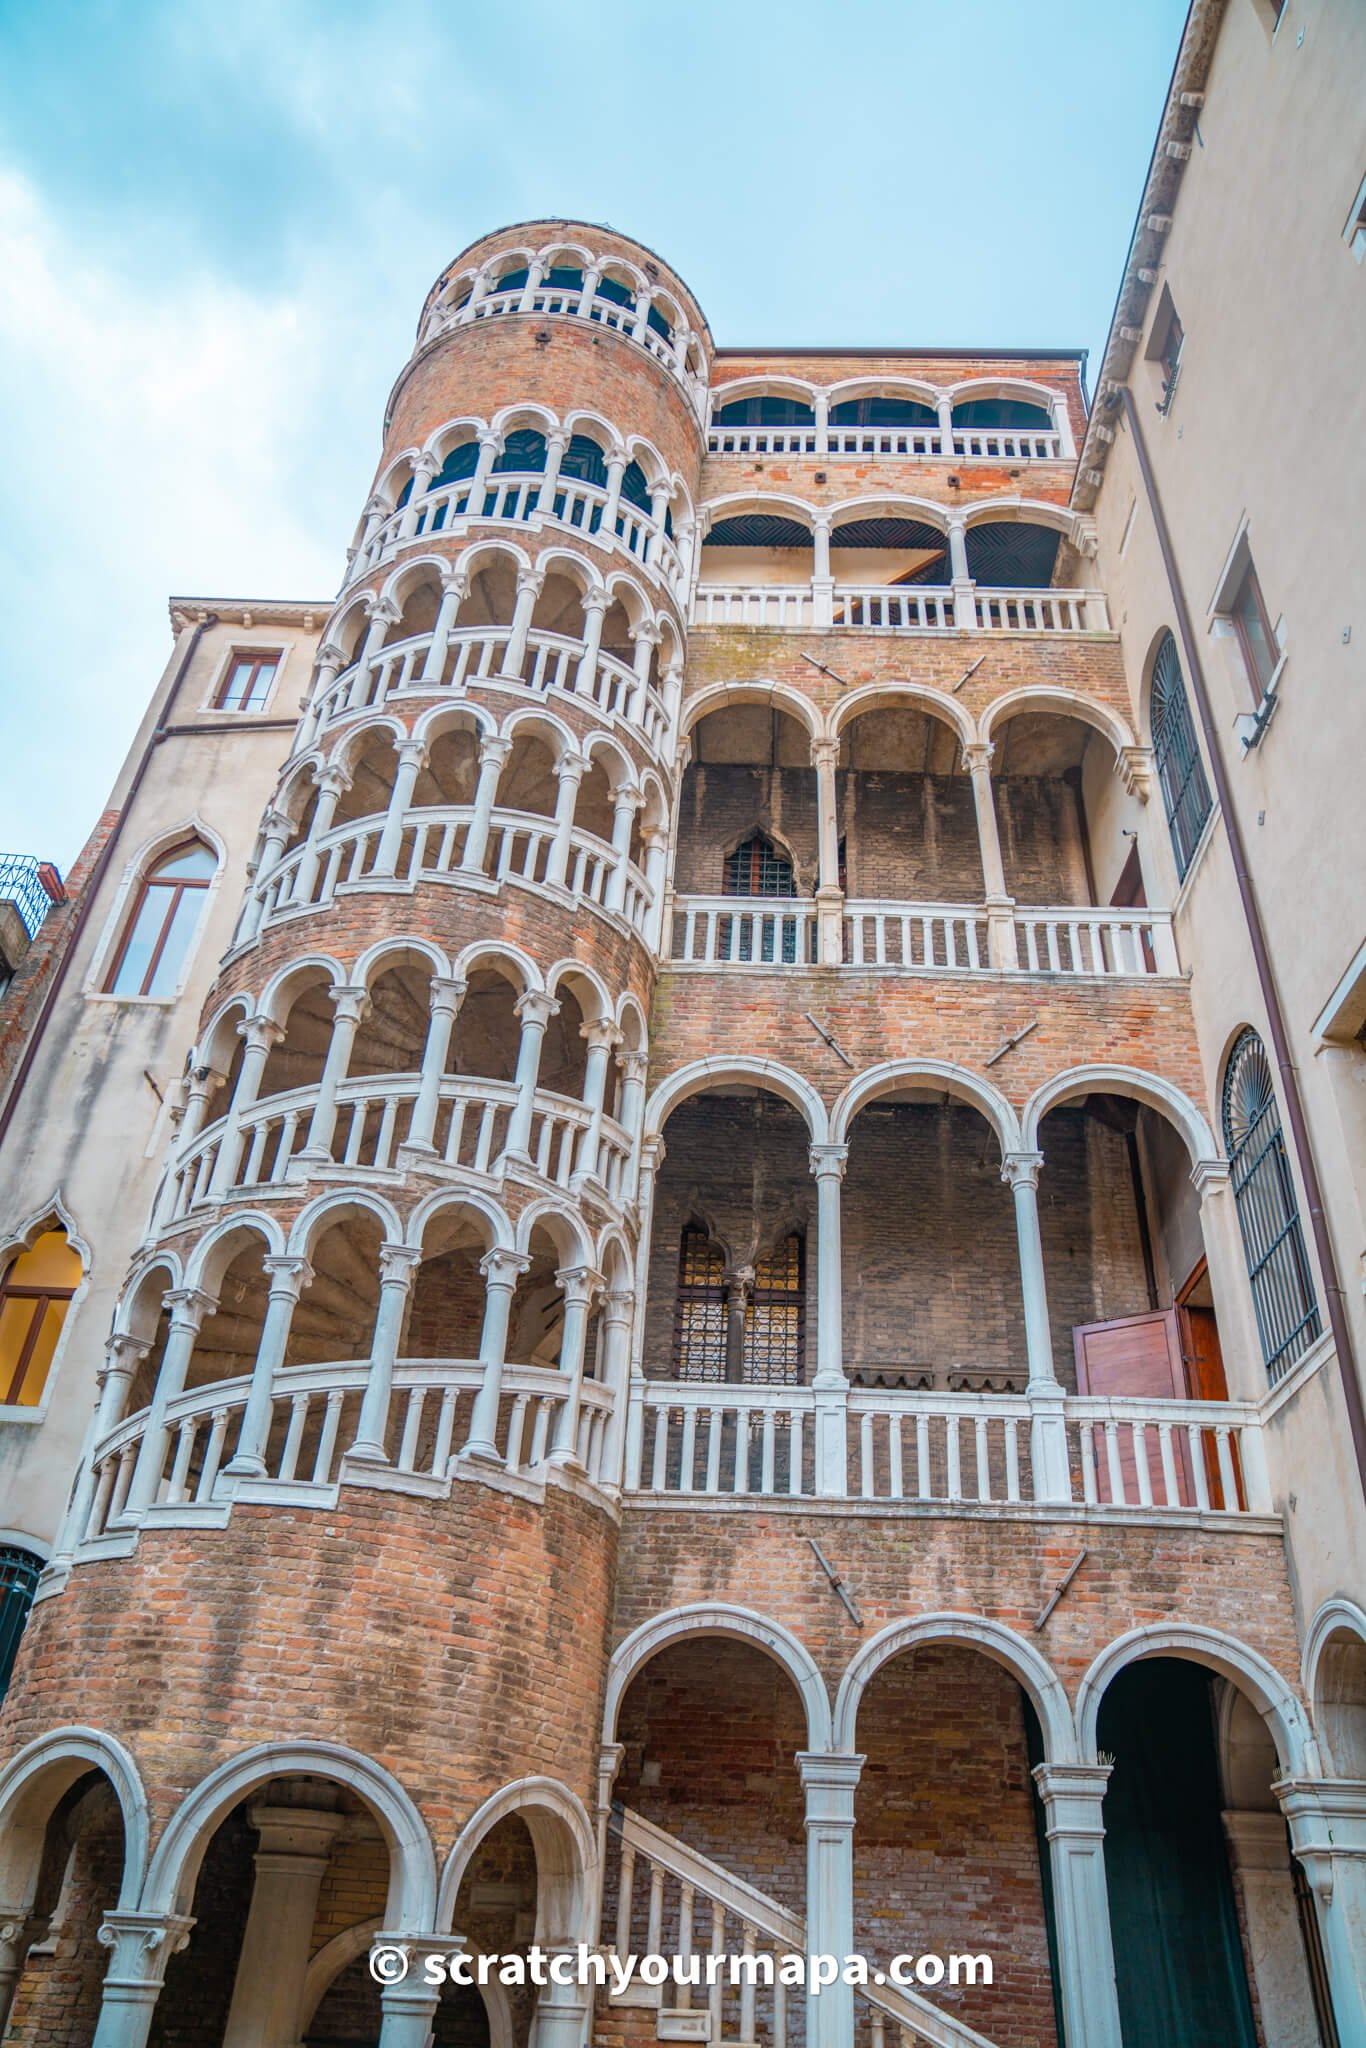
left=1230, top=562, right=1279, bottom=699
left=215, top=651, right=281, bottom=711
left=1145, top=286, right=1184, bottom=415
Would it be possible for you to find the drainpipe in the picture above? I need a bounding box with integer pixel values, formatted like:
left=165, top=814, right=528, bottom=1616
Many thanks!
left=0, top=614, right=227, bottom=1158
left=1118, top=386, right=1366, bottom=1499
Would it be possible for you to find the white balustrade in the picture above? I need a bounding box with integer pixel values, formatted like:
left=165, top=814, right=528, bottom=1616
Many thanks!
left=825, top=424, right=945, bottom=457
left=690, top=583, right=1107, bottom=633
left=252, top=805, right=650, bottom=941
left=440, top=284, right=705, bottom=413
left=670, top=897, right=817, bottom=967
left=706, top=424, right=821, bottom=456
left=843, top=902, right=987, bottom=970
left=629, top=1383, right=1267, bottom=1519
left=1013, top=906, right=1179, bottom=977
left=348, top=470, right=682, bottom=595
left=952, top=428, right=1063, bottom=460
left=702, top=424, right=1063, bottom=462
left=78, top=1360, right=616, bottom=1544
left=312, top=623, right=669, bottom=755
left=163, top=1075, right=633, bottom=1223
left=691, top=585, right=815, bottom=629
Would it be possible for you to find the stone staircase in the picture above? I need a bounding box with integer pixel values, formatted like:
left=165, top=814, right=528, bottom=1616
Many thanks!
left=602, top=1805, right=1000, bottom=2048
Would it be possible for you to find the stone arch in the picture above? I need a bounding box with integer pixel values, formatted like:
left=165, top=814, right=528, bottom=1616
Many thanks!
left=645, top=1059, right=830, bottom=1144
left=834, top=1612, right=1077, bottom=1762
left=140, top=1741, right=436, bottom=1929
left=831, top=1060, right=1021, bottom=1152
left=258, top=952, right=348, bottom=1029
left=183, top=1210, right=287, bottom=1293
left=113, top=1252, right=182, bottom=1341
left=285, top=1188, right=404, bottom=1262
left=496, top=703, right=578, bottom=766
left=0, top=1726, right=149, bottom=1917
left=605, top=1605, right=833, bottom=1752
left=404, top=1186, right=513, bottom=1256
left=422, top=412, right=486, bottom=470
left=980, top=685, right=1136, bottom=759
left=828, top=680, right=974, bottom=752
left=1022, top=1063, right=1217, bottom=1164
left=450, top=939, right=542, bottom=995
left=824, top=373, right=942, bottom=412
left=710, top=373, right=820, bottom=415
left=945, top=374, right=1064, bottom=412
left=513, top=1198, right=594, bottom=1269
left=826, top=490, right=949, bottom=532
left=1075, top=1623, right=1316, bottom=1777
left=436, top=1778, right=597, bottom=1945
left=411, top=699, right=495, bottom=750
left=1303, top=1597, right=1366, bottom=1776
left=351, top=934, right=451, bottom=993
left=681, top=679, right=820, bottom=743
left=545, top=957, right=614, bottom=1024
left=700, top=490, right=816, bottom=535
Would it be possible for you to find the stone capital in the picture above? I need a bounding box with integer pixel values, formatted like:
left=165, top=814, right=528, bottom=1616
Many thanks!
left=428, top=975, right=467, bottom=1015
left=514, top=567, right=546, bottom=598
left=808, top=1143, right=849, bottom=1182
left=581, top=1019, right=624, bottom=1053
left=239, top=1013, right=285, bottom=1052
left=378, top=1242, right=424, bottom=1285
left=514, top=990, right=560, bottom=1028
left=1032, top=1761, right=1113, bottom=1837
left=1190, top=1157, right=1231, bottom=1201
left=329, top=983, right=371, bottom=1026
left=602, top=1287, right=636, bottom=1326
left=1000, top=1150, right=1045, bottom=1192
left=164, top=1287, right=217, bottom=1333
left=396, top=737, right=429, bottom=768
left=262, top=1254, right=314, bottom=1300
left=480, top=1247, right=531, bottom=1291
left=315, top=763, right=353, bottom=798
left=102, top=1332, right=152, bottom=1379
left=364, top=595, right=403, bottom=627
left=961, top=741, right=995, bottom=775
left=554, top=752, right=588, bottom=787
left=555, top=1263, right=605, bottom=1305
left=439, top=567, right=471, bottom=601
left=478, top=735, right=513, bottom=769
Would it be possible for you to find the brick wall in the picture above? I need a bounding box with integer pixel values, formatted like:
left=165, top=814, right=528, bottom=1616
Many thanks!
left=0, top=809, right=117, bottom=1108
left=3, top=1782, right=124, bottom=2046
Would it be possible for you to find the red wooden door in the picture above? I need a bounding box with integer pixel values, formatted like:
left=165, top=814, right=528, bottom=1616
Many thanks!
left=1073, top=1309, right=1195, bottom=1504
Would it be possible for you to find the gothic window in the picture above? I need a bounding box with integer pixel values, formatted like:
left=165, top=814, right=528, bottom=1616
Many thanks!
left=0, top=1545, right=43, bottom=1699
left=103, top=839, right=215, bottom=999
left=673, top=1222, right=727, bottom=1380
left=723, top=833, right=794, bottom=897
left=744, top=1233, right=805, bottom=1386
left=1222, top=1028, right=1321, bottom=1382
left=0, top=1226, right=81, bottom=1407
left=1150, top=633, right=1213, bottom=878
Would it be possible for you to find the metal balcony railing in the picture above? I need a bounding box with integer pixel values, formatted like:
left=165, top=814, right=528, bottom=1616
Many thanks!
left=0, top=853, right=64, bottom=939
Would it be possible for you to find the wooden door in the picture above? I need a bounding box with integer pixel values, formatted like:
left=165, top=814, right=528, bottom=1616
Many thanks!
left=1074, top=1309, right=1195, bottom=1504
left=1177, top=1260, right=1242, bottom=1508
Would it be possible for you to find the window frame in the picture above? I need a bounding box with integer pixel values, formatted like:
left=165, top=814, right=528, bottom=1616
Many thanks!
left=99, top=837, right=216, bottom=1002
left=1149, top=632, right=1214, bottom=880
left=212, top=648, right=283, bottom=714
left=0, top=1544, right=45, bottom=1699
left=1229, top=562, right=1279, bottom=702
left=1221, top=1028, right=1322, bottom=1383
left=1344, top=172, right=1366, bottom=263
left=0, top=1224, right=83, bottom=1415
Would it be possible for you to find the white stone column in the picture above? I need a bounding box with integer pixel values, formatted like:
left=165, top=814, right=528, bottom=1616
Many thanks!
left=660, top=658, right=684, bottom=735
left=549, top=1265, right=603, bottom=1466
left=616, top=1050, right=649, bottom=1188
left=222, top=1804, right=343, bottom=2048
left=398, top=452, right=438, bottom=539
left=545, top=751, right=586, bottom=891
left=573, top=1021, right=623, bottom=1192
left=470, top=427, right=500, bottom=505
left=124, top=1290, right=215, bottom=1515
left=354, top=598, right=402, bottom=704
left=809, top=1144, right=849, bottom=1496
left=798, top=1753, right=863, bottom=2048
left=372, top=1938, right=465, bottom=2047
left=598, top=1286, right=636, bottom=1489
left=373, top=737, right=427, bottom=876
left=641, top=826, right=669, bottom=951
left=296, top=641, right=346, bottom=752
left=963, top=741, right=1018, bottom=969
left=628, top=621, right=659, bottom=725
left=813, top=390, right=830, bottom=454
left=1278, top=1775, right=1366, bottom=2046
left=349, top=1243, right=423, bottom=1463
left=420, top=570, right=468, bottom=684
left=624, top=1135, right=664, bottom=1484
left=500, top=567, right=544, bottom=680
left=937, top=393, right=957, bottom=455
left=0, top=1913, right=47, bottom=2036
left=538, top=428, right=568, bottom=515
left=405, top=976, right=466, bottom=1155
left=1192, top=1159, right=1268, bottom=1411
left=1222, top=1809, right=1323, bottom=2048
left=460, top=735, right=511, bottom=875
left=92, top=1912, right=195, bottom=2048
left=812, top=516, right=834, bottom=629
left=460, top=1248, right=531, bottom=1461
left=223, top=1256, right=313, bottom=1478
left=604, top=784, right=642, bottom=917
left=299, top=984, right=369, bottom=1164
left=254, top=806, right=293, bottom=888
left=813, top=739, right=844, bottom=966
left=576, top=589, right=609, bottom=699
left=646, top=486, right=670, bottom=568
left=533, top=1949, right=591, bottom=2047
left=208, top=1014, right=283, bottom=1195
left=1032, top=1764, right=1124, bottom=2048
left=52, top=1333, right=150, bottom=1562
left=290, top=764, right=350, bottom=906
left=503, top=991, right=559, bottom=1164
left=948, top=516, right=977, bottom=628
left=517, top=255, right=546, bottom=311
left=1001, top=1151, right=1072, bottom=1502
left=630, top=292, right=652, bottom=344
left=602, top=451, right=628, bottom=534
left=576, top=264, right=602, bottom=316
left=1050, top=392, right=1074, bottom=457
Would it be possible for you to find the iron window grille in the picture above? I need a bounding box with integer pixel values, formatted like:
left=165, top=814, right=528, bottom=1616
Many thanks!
left=721, top=834, right=801, bottom=964
left=1150, top=632, right=1214, bottom=877
left=0, top=1546, right=42, bottom=1699
left=673, top=1223, right=727, bottom=1380
left=743, top=1234, right=806, bottom=1386
left=1222, top=1029, right=1321, bottom=1382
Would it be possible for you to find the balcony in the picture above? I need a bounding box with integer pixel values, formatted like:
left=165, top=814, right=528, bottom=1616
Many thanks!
left=668, top=897, right=1179, bottom=977
left=348, top=469, right=685, bottom=601
left=0, top=852, right=64, bottom=992
left=627, top=1381, right=1269, bottom=1520
left=691, top=581, right=1108, bottom=632
left=705, top=384, right=1072, bottom=464
left=705, top=423, right=1065, bottom=461
left=159, top=1074, right=634, bottom=1227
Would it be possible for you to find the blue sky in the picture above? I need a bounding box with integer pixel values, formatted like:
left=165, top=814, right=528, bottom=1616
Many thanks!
left=0, top=0, right=1188, bottom=866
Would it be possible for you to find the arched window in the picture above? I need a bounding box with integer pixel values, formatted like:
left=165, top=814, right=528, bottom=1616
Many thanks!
left=1151, top=632, right=1213, bottom=878
left=0, top=1544, right=43, bottom=1698
left=620, top=459, right=652, bottom=516
left=673, top=1222, right=727, bottom=1380
left=103, top=839, right=215, bottom=998
left=492, top=428, right=547, bottom=475
left=560, top=434, right=609, bottom=490
left=829, top=395, right=937, bottom=427
left=1222, top=1028, right=1321, bottom=1382
left=0, top=1226, right=81, bottom=1406
left=952, top=397, right=1053, bottom=430
left=744, top=1232, right=805, bottom=1385
left=723, top=832, right=794, bottom=897
left=716, top=394, right=816, bottom=427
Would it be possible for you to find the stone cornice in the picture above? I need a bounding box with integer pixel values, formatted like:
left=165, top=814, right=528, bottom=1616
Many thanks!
left=167, top=596, right=333, bottom=637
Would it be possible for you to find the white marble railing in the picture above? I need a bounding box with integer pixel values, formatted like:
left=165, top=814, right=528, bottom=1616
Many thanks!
left=313, top=624, right=670, bottom=756
left=1014, top=906, right=1179, bottom=977
left=348, top=470, right=682, bottom=596
left=669, top=897, right=817, bottom=966
left=164, top=1075, right=632, bottom=1222
left=627, top=1383, right=1270, bottom=1516
left=691, top=584, right=1110, bottom=632
left=667, top=898, right=1177, bottom=978
left=704, top=424, right=1064, bottom=462
left=79, top=1361, right=617, bottom=1543
left=252, top=804, right=651, bottom=940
